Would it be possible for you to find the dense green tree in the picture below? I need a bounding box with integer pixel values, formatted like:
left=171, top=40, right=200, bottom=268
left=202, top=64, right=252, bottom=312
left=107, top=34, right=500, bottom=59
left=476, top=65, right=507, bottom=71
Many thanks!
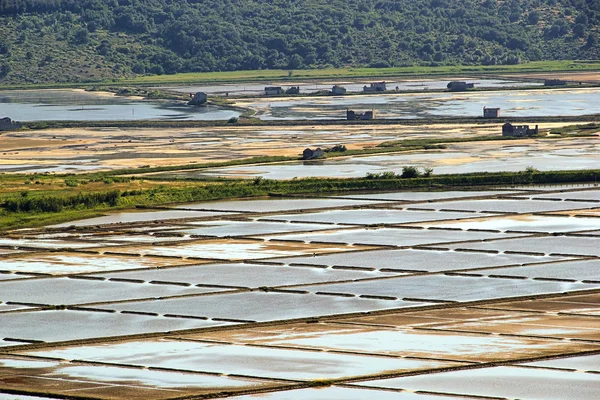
left=0, top=0, right=599, bottom=82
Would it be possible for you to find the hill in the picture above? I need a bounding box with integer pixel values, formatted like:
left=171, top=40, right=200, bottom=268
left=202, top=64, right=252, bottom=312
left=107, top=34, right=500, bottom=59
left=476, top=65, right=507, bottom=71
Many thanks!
left=0, top=0, right=599, bottom=84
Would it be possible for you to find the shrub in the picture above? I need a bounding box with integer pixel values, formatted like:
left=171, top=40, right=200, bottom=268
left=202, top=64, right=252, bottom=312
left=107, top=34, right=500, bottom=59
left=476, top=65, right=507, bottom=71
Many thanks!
left=64, top=178, right=78, bottom=187
left=401, top=166, right=421, bottom=179
left=328, top=144, right=347, bottom=153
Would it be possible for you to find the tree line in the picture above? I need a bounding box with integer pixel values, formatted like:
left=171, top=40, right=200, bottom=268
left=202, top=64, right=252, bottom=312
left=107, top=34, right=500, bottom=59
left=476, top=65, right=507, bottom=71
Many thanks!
left=0, top=0, right=599, bottom=80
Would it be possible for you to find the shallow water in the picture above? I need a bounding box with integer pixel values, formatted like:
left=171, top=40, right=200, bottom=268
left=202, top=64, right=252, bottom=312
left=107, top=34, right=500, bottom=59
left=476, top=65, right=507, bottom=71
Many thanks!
left=446, top=235, right=600, bottom=257
left=433, top=313, right=600, bottom=340
left=354, top=366, right=600, bottom=400
left=0, top=276, right=226, bottom=305
left=0, top=89, right=239, bottom=121
left=99, top=239, right=358, bottom=260
left=0, top=310, right=230, bottom=343
left=243, top=87, right=600, bottom=120
left=269, top=248, right=565, bottom=272
left=157, top=78, right=541, bottom=96
left=95, top=291, right=420, bottom=321
left=222, top=323, right=575, bottom=362
left=258, top=226, right=509, bottom=246
left=417, top=214, right=600, bottom=233
left=51, top=364, right=268, bottom=389
left=335, top=190, right=516, bottom=202
left=296, top=274, right=597, bottom=302
left=472, top=259, right=600, bottom=282
left=90, top=262, right=396, bottom=288
left=28, top=339, right=452, bottom=380
left=229, top=386, right=467, bottom=400
left=194, top=141, right=600, bottom=179
left=530, top=189, right=600, bottom=202
left=174, top=198, right=382, bottom=212
left=0, top=253, right=194, bottom=275
left=172, top=220, right=335, bottom=237
left=51, top=209, right=225, bottom=227
left=258, top=209, right=495, bottom=225
left=525, top=354, right=600, bottom=371
left=407, top=199, right=597, bottom=214
left=0, top=393, right=58, bottom=400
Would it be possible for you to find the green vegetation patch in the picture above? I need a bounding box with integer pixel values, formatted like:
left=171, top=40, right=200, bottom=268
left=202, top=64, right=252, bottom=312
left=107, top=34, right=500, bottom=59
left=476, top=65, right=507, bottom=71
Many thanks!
left=2, top=168, right=600, bottom=231
left=1, top=0, right=600, bottom=84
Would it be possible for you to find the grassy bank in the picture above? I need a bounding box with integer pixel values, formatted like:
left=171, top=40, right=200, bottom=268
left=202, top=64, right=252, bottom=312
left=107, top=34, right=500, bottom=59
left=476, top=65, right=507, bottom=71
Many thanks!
left=2, top=61, right=600, bottom=91
left=2, top=168, right=599, bottom=231
left=119, top=60, right=600, bottom=86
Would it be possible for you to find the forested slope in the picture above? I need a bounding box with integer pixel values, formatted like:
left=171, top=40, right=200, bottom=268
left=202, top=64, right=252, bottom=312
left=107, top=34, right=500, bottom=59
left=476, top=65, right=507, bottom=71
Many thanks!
left=0, top=0, right=599, bottom=84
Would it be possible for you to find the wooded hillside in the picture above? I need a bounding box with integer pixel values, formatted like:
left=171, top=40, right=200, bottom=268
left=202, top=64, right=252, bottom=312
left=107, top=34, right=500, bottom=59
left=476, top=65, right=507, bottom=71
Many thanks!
left=0, top=0, right=598, bottom=83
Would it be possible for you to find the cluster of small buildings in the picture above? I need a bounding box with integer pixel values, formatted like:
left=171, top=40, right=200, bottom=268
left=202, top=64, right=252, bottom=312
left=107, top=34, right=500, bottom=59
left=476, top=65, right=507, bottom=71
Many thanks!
left=302, top=147, right=324, bottom=160
left=266, top=82, right=388, bottom=96
left=481, top=107, right=539, bottom=137
left=264, top=86, right=300, bottom=95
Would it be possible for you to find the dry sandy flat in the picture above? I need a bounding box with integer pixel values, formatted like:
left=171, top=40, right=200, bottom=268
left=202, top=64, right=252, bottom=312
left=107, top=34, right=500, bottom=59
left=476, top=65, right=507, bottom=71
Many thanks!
left=550, top=208, right=600, bottom=217
left=187, top=134, right=600, bottom=180
left=71, top=88, right=146, bottom=100
left=0, top=123, right=508, bottom=171
left=2, top=121, right=595, bottom=172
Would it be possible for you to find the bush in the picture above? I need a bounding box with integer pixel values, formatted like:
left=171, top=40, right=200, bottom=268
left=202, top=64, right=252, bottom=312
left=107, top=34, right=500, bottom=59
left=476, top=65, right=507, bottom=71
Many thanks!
left=401, top=166, right=421, bottom=179
left=64, top=178, right=78, bottom=187
left=328, top=144, right=347, bottom=153
left=3, top=190, right=121, bottom=213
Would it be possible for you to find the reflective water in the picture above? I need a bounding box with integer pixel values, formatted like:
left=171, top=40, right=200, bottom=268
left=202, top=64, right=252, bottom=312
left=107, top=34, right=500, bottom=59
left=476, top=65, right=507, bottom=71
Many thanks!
left=0, top=309, right=230, bottom=343
left=95, top=291, right=420, bottom=321
left=269, top=248, right=565, bottom=272
left=258, top=226, right=509, bottom=246
left=417, top=214, right=600, bottom=233
left=51, top=210, right=225, bottom=227
left=296, top=274, right=597, bottom=302
left=53, top=365, right=268, bottom=389
left=241, top=87, right=600, bottom=120
left=525, top=354, right=600, bottom=371
left=445, top=235, right=600, bottom=257
left=28, top=339, right=452, bottom=380
left=229, top=386, right=468, bottom=400
left=0, top=89, right=239, bottom=121
left=354, top=366, right=600, bottom=400
left=214, top=323, right=576, bottom=362
left=472, top=259, right=600, bottom=283
left=157, top=78, right=541, bottom=96
left=89, top=262, right=397, bottom=289
left=194, top=140, right=600, bottom=179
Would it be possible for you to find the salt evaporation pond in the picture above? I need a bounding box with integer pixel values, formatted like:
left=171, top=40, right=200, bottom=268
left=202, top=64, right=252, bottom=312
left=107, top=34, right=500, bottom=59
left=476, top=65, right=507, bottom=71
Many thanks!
left=157, top=77, right=541, bottom=96
left=0, top=89, right=239, bottom=121
left=241, top=87, right=600, bottom=120
left=192, top=140, right=600, bottom=179
left=354, top=366, right=600, bottom=400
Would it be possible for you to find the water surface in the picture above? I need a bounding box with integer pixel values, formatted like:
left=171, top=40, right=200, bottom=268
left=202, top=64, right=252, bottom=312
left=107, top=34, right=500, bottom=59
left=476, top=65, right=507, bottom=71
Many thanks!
left=0, top=89, right=239, bottom=121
